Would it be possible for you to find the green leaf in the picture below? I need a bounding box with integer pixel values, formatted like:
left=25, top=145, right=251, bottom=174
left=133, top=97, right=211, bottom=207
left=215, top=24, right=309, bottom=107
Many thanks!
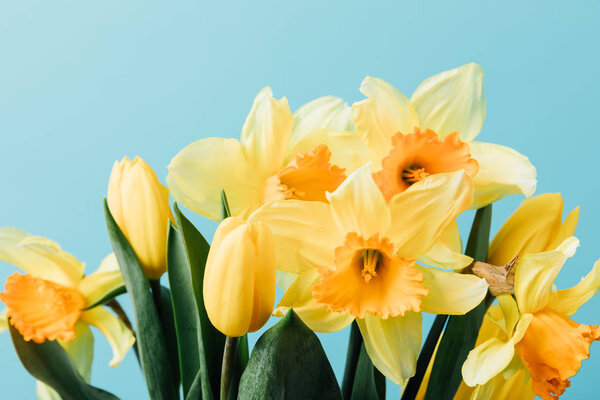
left=167, top=222, right=202, bottom=397
left=424, top=205, right=493, bottom=400
left=341, top=321, right=362, bottom=399
left=185, top=370, right=203, bottom=400
left=173, top=203, right=223, bottom=399
left=9, top=324, right=119, bottom=400
left=228, top=334, right=249, bottom=400
left=82, top=286, right=127, bottom=310
left=220, top=189, right=231, bottom=220
left=158, top=285, right=181, bottom=391
left=238, top=310, right=342, bottom=400
left=103, top=199, right=179, bottom=400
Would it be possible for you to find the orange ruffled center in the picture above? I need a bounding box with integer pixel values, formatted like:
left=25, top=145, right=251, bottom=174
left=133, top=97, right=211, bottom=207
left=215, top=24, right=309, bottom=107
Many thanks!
left=263, top=144, right=346, bottom=203
left=312, top=232, right=428, bottom=319
left=0, top=273, right=85, bottom=343
left=372, top=128, right=479, bottom=200
left=515, top=308, right=600, bottom=400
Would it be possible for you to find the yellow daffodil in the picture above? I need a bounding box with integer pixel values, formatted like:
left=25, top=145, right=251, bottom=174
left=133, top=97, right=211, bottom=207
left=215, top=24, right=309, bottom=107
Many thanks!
left=462, top=236, right=600, bottom=400
left=352, top=63, right=537, bottom=209
left=249, top=165, right=488, bottom=384
left=203, top=217, right=275, bottom=337
left=107, top=156, right=175, bottom=280
left=166, top=88, right=369, bottom=221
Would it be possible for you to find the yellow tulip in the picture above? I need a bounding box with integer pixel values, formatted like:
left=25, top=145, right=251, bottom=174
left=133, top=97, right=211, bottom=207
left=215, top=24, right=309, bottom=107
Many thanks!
left=107, top=156, right=174, bottom=280
left=203, top=217, right=276, bottom=337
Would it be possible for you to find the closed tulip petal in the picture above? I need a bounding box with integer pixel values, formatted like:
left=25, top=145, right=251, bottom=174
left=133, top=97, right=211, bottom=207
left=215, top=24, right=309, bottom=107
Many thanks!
left=515, top=237, right=579, bottom=314
left=247, top=223, right=276, bottom=333
left=419, top=222, right=473, bottom=270
left=326, top=165, right=391, bottom=239
left=547, top=260, right=600, bottom=317
left=249, top=200, right=342, bottom=274
left=274, top=269, right=354, bottom=332
left=418, top=266, right=488, bottom=315
left=411, top=63, right=485, bottom=142
left=352, top=77, right=420, bottom=162
left=167, top=137, right=263, bottom=220
left=80, top=307, right=135, bottom=367
left=290, top=96, right=353, bottom=148
left=78, top=254, right=124, bottom=307
left=0, top=228, right=83, bottom=287
left=240, top=87, right=294, bottom=177
left=469, top=141, right=537, bottom=209
left=357, top=312, right=422, bottom=385
left=388, top=171, right=473, bottom=259
left=462, top=337, right=516, bottom=386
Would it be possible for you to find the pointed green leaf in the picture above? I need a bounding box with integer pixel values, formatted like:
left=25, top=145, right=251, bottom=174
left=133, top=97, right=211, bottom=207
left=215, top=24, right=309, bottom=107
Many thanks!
left=350, top=344, right=385, bottom=400
left=220, top=190, right=231, bottom=220
left=158, top=285, right=181, bottom=391
left=103, top=199, right=178, bottom=400
left=238, top=310, right=342, bottom=400
left=82, top=286, right=127, bottom=311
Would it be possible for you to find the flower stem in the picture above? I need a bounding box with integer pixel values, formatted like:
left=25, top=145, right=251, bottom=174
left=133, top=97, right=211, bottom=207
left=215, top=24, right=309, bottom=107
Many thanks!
left=221, top=336, right=238, bottom=400
left=341, top=321, right=362, bottom=398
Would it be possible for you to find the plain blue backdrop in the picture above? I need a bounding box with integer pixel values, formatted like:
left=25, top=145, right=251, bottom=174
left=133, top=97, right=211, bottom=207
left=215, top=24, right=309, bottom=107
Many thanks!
left=1, top=1, right=599, bottom=398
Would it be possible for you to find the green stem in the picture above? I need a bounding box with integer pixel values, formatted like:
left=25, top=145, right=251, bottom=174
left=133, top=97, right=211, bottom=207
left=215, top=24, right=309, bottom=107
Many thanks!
left=220, top=336, right=238, bottom=400
left=341, top=321, right=363, bottom=399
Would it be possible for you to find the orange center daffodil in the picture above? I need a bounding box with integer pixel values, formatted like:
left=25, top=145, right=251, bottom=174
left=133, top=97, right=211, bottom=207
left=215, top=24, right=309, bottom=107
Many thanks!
left=167, top=88, right=369, bottom=220
left=249, top=165, right=489, bottom=384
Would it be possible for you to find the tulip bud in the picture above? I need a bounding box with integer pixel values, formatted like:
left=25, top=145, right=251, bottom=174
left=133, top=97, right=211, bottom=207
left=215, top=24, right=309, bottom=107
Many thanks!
left=107, top=156, right=174, bottom=280
left=204, top=217, right=276, bottom=337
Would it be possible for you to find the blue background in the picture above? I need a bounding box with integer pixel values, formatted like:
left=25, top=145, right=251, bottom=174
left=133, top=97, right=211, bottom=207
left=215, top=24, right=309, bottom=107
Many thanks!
left=1, top=1, right=599, bottom=398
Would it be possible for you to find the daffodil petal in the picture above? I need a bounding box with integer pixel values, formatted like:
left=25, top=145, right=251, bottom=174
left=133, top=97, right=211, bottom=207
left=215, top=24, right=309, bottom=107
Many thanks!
left=411, top=63, right=485, bottom=142
left=515, top=237, right=579, bottom=314
left=419, top=222, right=473, bottom=270
left=78, top=263, right=125, bottom=307
left=167, top=137, right=263, bottom=221
left=469, top=141, right=537, bottom=209
left=418, top=266, right=488, bottom=315
left=326, top=165, right=390, bottom=238
left=275, top=270, right=297, bottom=293
left=388, top=171, right=473, bottom=259
left=0, top=228, right=83, bottom=287
left=462, top=337, right=515, bottom=386
left=352, top=77, right=420, bottom=162
left=357, top=312, right=422, bottom=385
left=0, top=308, right=7, bottom=333
left=36, top=382, right=62, bottom=400
left=240, top=87, right=294, bottom=177
left=290, top=96, right=353, bottom=148
left=59, top=322, right=95, bottom=381
left=547, top=206, right=579, bottom=251
left=249, top=200, right=342, bottom=274
left=488, top=193, right=564, bottom=266
left=547, top=260, right=600, bottom=317
left=80, top=307, right=135, bottom=367
left=274, top=269, right=354, bottom=332
left=496, top=294, right=519, bottom=337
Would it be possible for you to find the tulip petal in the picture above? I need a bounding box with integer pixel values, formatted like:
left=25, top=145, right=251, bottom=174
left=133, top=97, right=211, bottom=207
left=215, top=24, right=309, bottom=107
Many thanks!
left=419, top=222, right=473, bottom=270
left=167, top=137, right=263, bottom=220
left=240, top=87, right=294, bottom=177
left=249, top=200, right=342, bottom=274
left=418, top=266, right=488, bottom=315
left=327, top=165, right=391, bottom=239
left=515, top=237, right=579, bottom=314
left=290, top=96, right=353, bottom=148
left=547, top=260, right=600, bottom=317
left=78, top=254, right=125, bottom=307
left=469, top=141, right=537, bottom=209
left=352, top=77, right=420, bottom=162
left=462, top=337, right=515, bottom=386
left=388, top=171, right=473, bottom=259
left=247, top=222, right=276, bottom=333
left=411, top=63, right=485, bottom=142
left=357, top=312, right=422, bottom=385
left=273, top=269, right=354, bottom=333
left=80, top=307, right=135, bottom=367
left=0, top=227, right=83, bottom=287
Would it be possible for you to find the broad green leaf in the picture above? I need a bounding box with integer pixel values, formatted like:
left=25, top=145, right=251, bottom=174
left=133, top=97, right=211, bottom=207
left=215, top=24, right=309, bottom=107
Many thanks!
left=104, top=200, right=179, bottom=400
left=424, top=205, right=493, bottom=400
left=158, top=285, right=181, bottom=391
left=238, top=310, right=342, bottom=400
left=9, top=324, right=118, bottom=400
left=185, top=370, right=203, bottom=400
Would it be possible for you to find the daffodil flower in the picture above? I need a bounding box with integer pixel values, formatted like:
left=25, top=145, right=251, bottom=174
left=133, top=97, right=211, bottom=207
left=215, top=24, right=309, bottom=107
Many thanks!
left=462, top=236, right=600, bottom=400
left=0, top=227, right=135, bottom=398
left=249, top=165, right=488, bottom=384
left=167, top=88, right=370, bottom=221
left=352, top=63, right=537, bottom=210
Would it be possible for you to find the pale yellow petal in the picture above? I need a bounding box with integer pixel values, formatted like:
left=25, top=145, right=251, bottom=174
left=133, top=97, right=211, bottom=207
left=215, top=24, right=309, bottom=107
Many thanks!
left=469, top=141, right=537, bottom=208
left=352, top=77, right=419, bottom=162
left=462, top=337, right=515, bottom=386
left=547, top=206, right=579, bottom=251
left=515, top=237, right=579, bottom=314
left=78, top=259, right=125, bottom=307
left=417, top=266, right=488, bottom=315
left=547, top=260, right=600, bottom=317
left=167, top=137, right=263, bottom=220
left=357, top=312, right=422, bottom=385
left=326, top=165, right=391, bottom=238
left=275, top=270, right=297, bottom=293
left=36, top=382, right=62, bottom=400
left=388, top=171, right=473, bottom=259
left=273, top=269, right=354, bottom=332
left=411, top=63, right=485, bottom=142
left=249, top=200, right=342, bottom=274
left=0, top=308, right=7, bottom=333
left=240, top=87, right=294, bottom=177
left=290, top=96, right=353, bottom=148
left=497, top=294, right=519, bottom=337
left=59, top=322, right=94, bottom=382
left=80, top=307, right=135, bottom=367
left=419, top=221, right=473, bottom=270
